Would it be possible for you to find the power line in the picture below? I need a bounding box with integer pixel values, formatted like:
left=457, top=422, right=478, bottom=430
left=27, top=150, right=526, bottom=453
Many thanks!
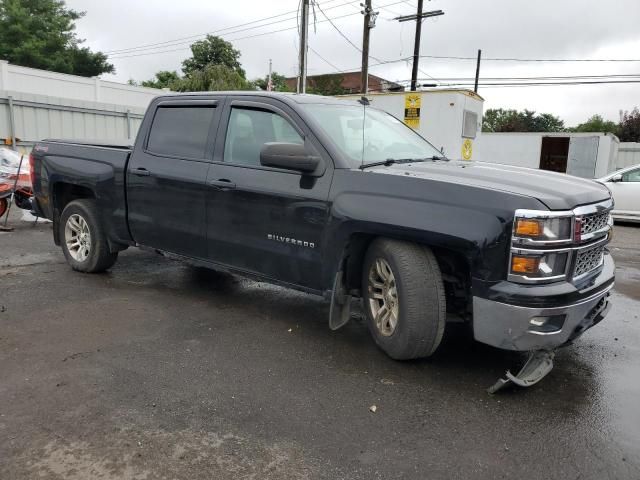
left=309, top=46, right=347, bottom=72
left=415, top=74, right=640, bottom=81
left=108, top=0, right=411, bottom=59
left=428, top=80, right=640, bottom=87
left=418, top=54, right=640, bottom=63
left=107, top=0, right=359, bottom=56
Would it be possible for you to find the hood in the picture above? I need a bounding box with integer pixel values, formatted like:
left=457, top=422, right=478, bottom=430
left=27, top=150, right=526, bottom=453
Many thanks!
left=367, top=160, right=611, bottom=210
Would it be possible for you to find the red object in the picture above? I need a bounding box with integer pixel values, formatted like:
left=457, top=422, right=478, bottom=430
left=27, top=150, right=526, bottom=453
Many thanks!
left=574, top=217, right=582, bottom=243
left=29, top=152, right=35, bottom=187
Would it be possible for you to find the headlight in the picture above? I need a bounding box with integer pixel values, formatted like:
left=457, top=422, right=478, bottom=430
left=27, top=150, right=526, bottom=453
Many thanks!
left=510, top=251, right=569, bottom=280
left=513, top=213, right=573, bottom=244
left=510, top=209, right=574, bottom=284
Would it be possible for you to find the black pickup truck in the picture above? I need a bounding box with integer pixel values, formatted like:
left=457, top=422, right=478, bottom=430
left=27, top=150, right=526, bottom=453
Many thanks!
left=30, top=92, right=615, bottom=388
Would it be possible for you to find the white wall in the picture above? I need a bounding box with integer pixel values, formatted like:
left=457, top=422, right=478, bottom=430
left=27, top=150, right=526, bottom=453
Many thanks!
left=0, top=60, right=161, bottom=109
left=475, top=133, right=542, bottom=168
left=617, top=142, right=640, bottom=169
left=0, top=91, right=146, bottom=155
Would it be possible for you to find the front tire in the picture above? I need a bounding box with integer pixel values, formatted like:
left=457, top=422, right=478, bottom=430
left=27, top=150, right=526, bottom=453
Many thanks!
left=362, top=239, right=446, bottom=360
left=60, top=199, right=118, bottom=273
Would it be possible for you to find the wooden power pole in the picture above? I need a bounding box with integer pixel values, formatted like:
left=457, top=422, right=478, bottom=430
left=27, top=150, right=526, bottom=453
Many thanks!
left=395, top=2, right=444, bottom=91
left=474, top=49, right=482, bottom=93
left=298, top=0, right=310, bottom=93
left=360, top=0, right=372, bottom=94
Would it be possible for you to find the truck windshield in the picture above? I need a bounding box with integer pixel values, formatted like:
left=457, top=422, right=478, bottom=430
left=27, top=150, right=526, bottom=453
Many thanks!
left=301, top=103, right=444, bottom=168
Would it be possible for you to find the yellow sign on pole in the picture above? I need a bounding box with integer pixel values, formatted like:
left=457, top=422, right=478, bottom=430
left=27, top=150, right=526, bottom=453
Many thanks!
left=461, top=139, right=473, bottom=160
left=404, top=93, right=421, bottom=129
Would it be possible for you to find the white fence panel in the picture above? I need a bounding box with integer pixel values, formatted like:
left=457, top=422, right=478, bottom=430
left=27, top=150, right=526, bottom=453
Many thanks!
left=0, top=91, right=146, bottom=155
left=0, top=60, right=161, bottom=109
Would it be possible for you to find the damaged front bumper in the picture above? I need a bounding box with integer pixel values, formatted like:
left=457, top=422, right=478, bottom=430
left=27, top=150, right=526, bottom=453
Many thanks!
left=472, top=252, right=614, bottom=352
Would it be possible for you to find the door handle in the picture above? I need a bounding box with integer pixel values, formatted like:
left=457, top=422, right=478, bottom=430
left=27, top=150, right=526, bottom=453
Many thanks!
left=208, top=179, right=236, bottom=190
left=132, top=168, right=151, bottom=177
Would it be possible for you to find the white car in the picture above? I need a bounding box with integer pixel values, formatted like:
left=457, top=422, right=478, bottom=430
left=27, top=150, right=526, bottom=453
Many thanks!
left=599, top=163, right=640, bottom=223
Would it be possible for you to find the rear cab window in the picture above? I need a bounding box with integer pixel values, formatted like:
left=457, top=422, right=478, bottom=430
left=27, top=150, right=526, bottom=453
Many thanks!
left=147, top=105, right=217, bottom=159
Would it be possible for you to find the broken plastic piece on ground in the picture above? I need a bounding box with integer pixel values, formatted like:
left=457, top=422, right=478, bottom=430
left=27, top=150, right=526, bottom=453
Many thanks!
left=488, top=350, right=555, bottom=394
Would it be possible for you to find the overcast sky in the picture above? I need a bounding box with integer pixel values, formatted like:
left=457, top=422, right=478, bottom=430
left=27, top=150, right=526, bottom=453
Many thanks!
left=66, top=0, right=640, bottom=126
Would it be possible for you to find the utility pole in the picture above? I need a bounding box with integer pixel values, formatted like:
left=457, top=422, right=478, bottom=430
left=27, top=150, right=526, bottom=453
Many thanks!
left=410, top=0, right=423, bottom=92
left=267, top=58, right=273, bottom=92
left=474, top=49, right=482, bottom=93
left=395, top=3, right=444, bottom=91
left=360, top=0, right=372, bottom=94
left=298, top=0, right=310, bottom=94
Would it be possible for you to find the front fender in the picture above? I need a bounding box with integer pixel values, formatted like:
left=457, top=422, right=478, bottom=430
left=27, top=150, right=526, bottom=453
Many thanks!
left=321, top=170, right=544, bottom=290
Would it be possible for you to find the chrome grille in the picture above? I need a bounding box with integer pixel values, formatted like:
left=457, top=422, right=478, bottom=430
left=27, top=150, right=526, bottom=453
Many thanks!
left=580, top=211, right=610, bottom=236
left=574, top=244, right=605, bottom=278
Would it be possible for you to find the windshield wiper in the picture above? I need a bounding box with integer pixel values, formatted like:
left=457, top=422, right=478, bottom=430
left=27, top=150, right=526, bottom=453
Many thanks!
left=359, top=156, right=446, bottom=170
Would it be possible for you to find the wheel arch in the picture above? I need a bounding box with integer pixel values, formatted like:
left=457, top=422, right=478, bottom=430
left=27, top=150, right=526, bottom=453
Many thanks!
left=51, top=182, right=96, bottom=246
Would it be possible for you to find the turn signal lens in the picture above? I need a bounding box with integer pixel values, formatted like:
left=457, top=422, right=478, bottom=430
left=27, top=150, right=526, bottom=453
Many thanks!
left=511, top=256, right=540, bottom=274
left=515, top=219, right=543, bottom=237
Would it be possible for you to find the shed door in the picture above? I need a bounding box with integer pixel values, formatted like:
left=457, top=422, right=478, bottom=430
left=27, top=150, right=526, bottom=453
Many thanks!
left=567, top=136, right=599, bottom=178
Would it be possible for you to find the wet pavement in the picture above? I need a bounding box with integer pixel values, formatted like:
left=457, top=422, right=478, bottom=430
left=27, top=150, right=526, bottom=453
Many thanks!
left=1, top=211, right=639, bottom=479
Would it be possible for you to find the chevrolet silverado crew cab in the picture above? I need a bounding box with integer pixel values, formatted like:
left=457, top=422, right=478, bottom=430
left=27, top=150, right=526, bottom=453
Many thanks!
left=30, top=92, right=615, bottom=389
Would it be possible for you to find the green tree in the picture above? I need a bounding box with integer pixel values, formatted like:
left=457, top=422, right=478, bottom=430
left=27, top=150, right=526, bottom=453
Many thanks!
left=172, top=64, right=252, bottom=92
left=570, top=114, right=618, bottom=134
left=618, top=107, right=640, bottom=142
left=482, top=108, right=564, bottom=132
left=142, top=70, right=180, bottom=89
left=253, top=72, right=290, bottom=92
left=0, top=0, right=114, bottom=76
left=182, top=35, right=244, bottom=78
left=307, top=74, right=345, bottom=96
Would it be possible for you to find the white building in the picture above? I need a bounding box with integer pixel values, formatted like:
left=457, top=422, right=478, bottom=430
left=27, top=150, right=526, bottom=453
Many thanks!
left=475, top=132, right=620, bottom=179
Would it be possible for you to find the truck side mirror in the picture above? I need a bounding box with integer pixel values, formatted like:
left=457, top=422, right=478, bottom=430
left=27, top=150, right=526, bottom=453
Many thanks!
left=260, top=142, right=320, bottom=174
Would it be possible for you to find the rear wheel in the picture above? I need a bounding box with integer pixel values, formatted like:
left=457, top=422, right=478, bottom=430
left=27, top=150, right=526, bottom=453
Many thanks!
left=362, top=239, right=446, bottom=360
left=60, top=199, right=118, bottom=273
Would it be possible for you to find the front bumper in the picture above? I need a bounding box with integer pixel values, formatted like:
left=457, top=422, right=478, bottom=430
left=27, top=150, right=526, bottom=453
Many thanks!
left=473, top=253, right=614, bottom=351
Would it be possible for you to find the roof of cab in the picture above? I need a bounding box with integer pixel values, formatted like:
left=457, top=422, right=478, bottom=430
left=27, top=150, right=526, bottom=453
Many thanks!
left=153, top=91, right=363, bottom=107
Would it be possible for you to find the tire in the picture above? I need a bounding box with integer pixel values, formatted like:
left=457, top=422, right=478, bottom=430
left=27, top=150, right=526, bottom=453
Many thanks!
left=362, top=239, right=446, bottom=360
left=0, top=197, right=7, bottom=218
left=59, top=199, right=118, bottom=273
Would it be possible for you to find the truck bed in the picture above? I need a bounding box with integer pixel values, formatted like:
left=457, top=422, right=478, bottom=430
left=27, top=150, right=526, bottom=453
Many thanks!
left=31, top=138, right=133, bottom=246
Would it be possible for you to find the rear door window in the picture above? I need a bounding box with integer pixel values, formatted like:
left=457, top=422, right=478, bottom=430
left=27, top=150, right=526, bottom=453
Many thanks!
left=147, top=106, right=217, bottom=159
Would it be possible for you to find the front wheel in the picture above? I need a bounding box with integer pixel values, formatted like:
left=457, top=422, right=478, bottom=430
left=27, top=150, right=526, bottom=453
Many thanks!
left=362, top=239, right=446, bottom=360
left=60, top=199, right=118, bottom=273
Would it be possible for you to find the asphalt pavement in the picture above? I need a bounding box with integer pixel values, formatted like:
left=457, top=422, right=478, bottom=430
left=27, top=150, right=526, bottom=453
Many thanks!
left=1, top=210, right=639, bottom=479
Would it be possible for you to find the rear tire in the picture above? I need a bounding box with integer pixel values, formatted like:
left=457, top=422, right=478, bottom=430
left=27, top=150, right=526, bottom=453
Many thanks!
left=59, top=199, right=118, bottom=273
left=362, top=239, right=446, bottom=360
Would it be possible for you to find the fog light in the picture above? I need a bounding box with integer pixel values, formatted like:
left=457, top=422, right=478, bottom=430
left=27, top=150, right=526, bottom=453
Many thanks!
left=511, top=256, right=540, bottom=274
left=529, top=315, right=566, bottom=334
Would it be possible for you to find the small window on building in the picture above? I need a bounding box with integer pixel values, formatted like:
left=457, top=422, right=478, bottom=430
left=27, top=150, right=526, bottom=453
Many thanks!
left=462, top=110, right=478, bottom=139
left=147, top=106, right=216, bottom=159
